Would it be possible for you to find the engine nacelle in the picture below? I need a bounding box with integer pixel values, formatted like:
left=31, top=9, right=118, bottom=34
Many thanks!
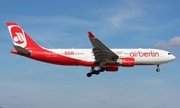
left=106, top=66, right=119, bottom=72
left=117, top=57, right=135, bottom=67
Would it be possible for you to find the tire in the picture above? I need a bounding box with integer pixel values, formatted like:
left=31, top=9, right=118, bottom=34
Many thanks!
left=87, top=73, right=92, bottom=77
left=95, top=70, right=100, bottom=75
left=156, top=68, right=160, bottom=72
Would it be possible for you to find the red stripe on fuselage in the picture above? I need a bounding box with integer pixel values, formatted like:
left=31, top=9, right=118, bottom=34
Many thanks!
left=11, top=48, right=100, bottom=66
left=11, top=48, right=157, bottom=67
left=29, top=50, right=120, bottom=67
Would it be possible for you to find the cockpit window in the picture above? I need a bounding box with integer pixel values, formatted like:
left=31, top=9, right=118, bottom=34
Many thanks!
left=168, top=53, right=171, bottom=55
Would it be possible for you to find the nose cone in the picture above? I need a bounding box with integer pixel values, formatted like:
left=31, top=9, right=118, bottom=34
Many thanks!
left=172, top=55, right=176, bottom=60
left=163, top=54, right=176, bottom=63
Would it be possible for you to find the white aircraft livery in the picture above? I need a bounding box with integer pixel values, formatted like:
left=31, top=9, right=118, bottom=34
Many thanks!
left=7, top=22, right=176, bottom=77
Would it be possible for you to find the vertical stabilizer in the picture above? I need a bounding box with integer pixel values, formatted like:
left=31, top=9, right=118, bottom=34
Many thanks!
left=7, top=22, right=42, bottom=50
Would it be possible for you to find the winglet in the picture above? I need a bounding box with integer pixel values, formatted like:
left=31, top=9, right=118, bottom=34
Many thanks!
left=88, top=31, right=96, bottom=38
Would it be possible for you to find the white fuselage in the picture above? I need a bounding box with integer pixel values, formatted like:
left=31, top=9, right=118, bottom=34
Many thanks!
left=48, top=48, right=175, bottom=65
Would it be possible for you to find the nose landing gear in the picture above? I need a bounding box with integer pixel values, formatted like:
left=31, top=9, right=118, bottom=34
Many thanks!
left=156, top=64, right=160, bottom=72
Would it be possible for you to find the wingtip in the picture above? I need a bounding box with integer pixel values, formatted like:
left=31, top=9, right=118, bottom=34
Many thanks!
left=88, top=31, right=96, bottom=38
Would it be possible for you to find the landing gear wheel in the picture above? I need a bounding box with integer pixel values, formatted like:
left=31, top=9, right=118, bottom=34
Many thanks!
left=87, top=67, right=105, bottom=77
left=100, top=67, right=105, bottom=72
left=156, top=64, right=160, bottom=72
left=87, top=73, right=92, bottom=77
left=156, top=68, right=160, bottom=72
left=95, top=70, right=100, bottom=75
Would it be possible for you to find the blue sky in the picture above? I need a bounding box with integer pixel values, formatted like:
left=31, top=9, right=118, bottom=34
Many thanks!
left=0, top=0, right=180, bottom=108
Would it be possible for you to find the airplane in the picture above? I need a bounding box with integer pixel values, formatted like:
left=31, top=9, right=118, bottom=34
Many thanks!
left=7, top=22, right=176, bottom=77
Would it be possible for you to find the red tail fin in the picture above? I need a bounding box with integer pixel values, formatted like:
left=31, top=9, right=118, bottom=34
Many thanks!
left=7, top=22, right=42, bottom=50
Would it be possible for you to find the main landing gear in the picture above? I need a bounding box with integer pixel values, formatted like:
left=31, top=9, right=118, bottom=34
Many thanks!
left=87, top=67, right=105, bottom=77
left=156, top=64, right=160, bottom=72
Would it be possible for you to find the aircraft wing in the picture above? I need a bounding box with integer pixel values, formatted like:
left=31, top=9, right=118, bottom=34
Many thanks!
left=88, top=32, right=119, bottom=66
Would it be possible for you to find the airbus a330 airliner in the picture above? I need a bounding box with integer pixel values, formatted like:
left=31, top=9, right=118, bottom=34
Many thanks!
left=7, top=22, right=176, bottom=77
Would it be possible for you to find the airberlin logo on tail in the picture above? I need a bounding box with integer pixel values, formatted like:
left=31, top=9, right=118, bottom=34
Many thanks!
left=129, top=51, right=159, bottom=57
left=8, top=25, right=27, bottom=48
left=13, top=32, right=25, bottom=44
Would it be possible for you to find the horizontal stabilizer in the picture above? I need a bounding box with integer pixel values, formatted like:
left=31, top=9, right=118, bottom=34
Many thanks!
left=13, top=45, right=31, bottom=55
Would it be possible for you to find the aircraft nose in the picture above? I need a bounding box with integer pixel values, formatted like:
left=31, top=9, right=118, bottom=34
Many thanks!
left=172, top=55, right=176, bottom=60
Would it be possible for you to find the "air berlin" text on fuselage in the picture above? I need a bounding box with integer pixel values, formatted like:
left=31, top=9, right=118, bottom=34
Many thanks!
left=129, top=51, right=159, bottom=57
